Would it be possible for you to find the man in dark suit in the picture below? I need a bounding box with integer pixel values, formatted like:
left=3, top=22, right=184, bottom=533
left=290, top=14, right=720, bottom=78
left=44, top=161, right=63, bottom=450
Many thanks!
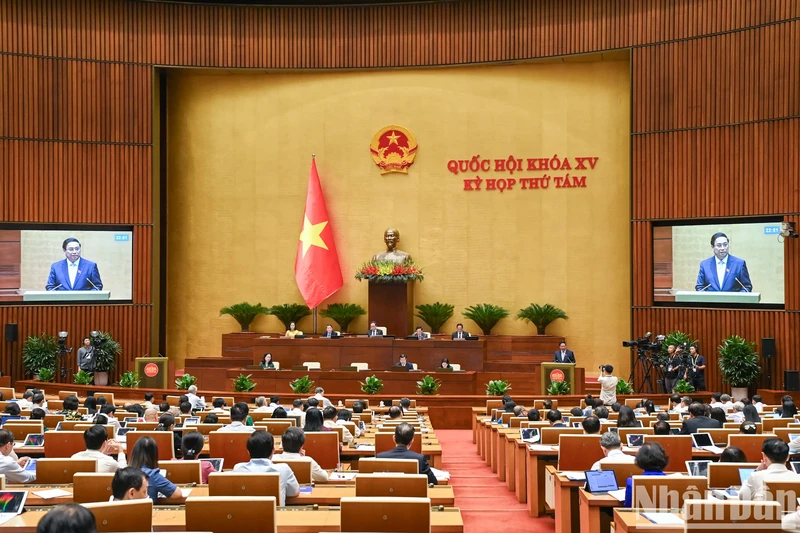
left=553, top=341, right=576, bottom=363
left=679, top=402, right=722, bottom=434
left=395, top=354, right=413, bottom=370
left=451, top=323, right=471, bottom=340
left=45, top=237, right=103, bottom=291
left=376, top=423, right=437, bottom=485
left=695, top=232, right=752, bottom=292
left=321, top=324, right=339, bottom=338
left=412, top=326, right=426, bottom=340
left=367, top=321, right=383, bottom=337
left=546, top=409, right=566, bottom=427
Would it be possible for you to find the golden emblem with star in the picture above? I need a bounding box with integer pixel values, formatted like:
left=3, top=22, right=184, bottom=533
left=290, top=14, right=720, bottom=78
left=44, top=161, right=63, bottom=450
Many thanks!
left=369, top=125, right=418, bottom=174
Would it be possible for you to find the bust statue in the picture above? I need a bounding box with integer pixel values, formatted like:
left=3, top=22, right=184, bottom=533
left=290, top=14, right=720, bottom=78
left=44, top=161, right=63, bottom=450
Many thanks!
left=373, top=228, right=412, bottom=263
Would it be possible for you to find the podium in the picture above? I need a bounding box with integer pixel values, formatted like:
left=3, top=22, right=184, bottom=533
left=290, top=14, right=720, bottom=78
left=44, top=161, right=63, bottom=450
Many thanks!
left=135, top=357, right=169, bottom=390
left=541, top=362, right=577, bottom=394
left=368, top=281, right=414, bottom=339
left=674, top=291, right=761, bottom=304
left=22, top=290, right=111, bottom=302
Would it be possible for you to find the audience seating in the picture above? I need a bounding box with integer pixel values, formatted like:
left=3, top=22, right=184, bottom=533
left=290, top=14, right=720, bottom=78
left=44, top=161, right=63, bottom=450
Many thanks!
left=48, top=400, right=64, bottom=410
left=160, top=460, right=203, bottom=484
left=166, top=395, right=182, bottom=406
left=57, top=391, right=77, bottom=400
left=186, top=496, right=276, bottom=533
left=683, top=500, right=780, bottom=533
left=698, top=428, right=739, bottom=445
left=185, top=423, right=223, bottom=435
left=255, top=420, right=293, bottom=436
left=126, top=431, right=175, bottom=461
left=3, top=421, right=44, bottom=441
left=209, top=431, right=251, bottom=467
left=643, top=435, right=692, bottom=472
left=630, top=475, right=708, bottom=509
left=73, top=472, right=115, bottom=503
left=557, top=435, right=603, bottom=471
left=617, top=427, right=654, bottom=441
left=0, top=387, right=15, bottom=400
left=763, top=418, right=796, bottom=432
left=355, top=473, right=428, bottom=498
left=95, top=392, right=115, bottom=406
left=358, top=458, right=419, bottom=474
left=277, top=459, right=312, bottom=484
left=392, top=400, right=417, bottom=408
left=35, top=458, right=98, bottom=484
left=303, top=431, right=340, bottom=470
left=598, top=462, right=643, bottom=487
left=83, top=499, right=153, bottom=532
left=329, top=425, right=346, bottom=443
left=345, top=399, right=370, bottom=408
left=211, top=396, right=234, bottom=407
left=375, top=432, right=421, bottom=455
left=540, top=427, right=582, bottom=445
left=208, top=472, right=280, bottom=498
left=127, top=422, right=158, bottom=431
left=44, top=431, right=86, bottom=458
left=75, top=424, right=115, bottom=440
left=340, top=496, right=431, bottom=533
left=43, top=414, right=65, bottom=429
left=707, top=462, right=761, bottom=488
left=764, top=480, right=800, bottom=512
left=727, top=434, right=767, bottom=462
left=773, top=428, right=798, bottom=443
left=59, top=420, right=85, bottom=431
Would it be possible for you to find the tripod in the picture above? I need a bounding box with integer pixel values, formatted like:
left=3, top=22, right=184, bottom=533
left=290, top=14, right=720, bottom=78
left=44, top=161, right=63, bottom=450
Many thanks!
left=629, top=348, right=657, bottom=394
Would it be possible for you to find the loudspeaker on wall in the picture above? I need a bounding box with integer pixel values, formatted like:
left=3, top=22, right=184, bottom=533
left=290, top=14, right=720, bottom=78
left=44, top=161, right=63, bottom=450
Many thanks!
left=762, top=337, right=776, bottom=359
left=785, top=370, right=799, bottom=392
left=4, top=324, right=17, bottom=343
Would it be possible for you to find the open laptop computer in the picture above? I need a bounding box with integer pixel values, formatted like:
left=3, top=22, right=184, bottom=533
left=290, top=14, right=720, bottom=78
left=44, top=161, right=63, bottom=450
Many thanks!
left=0, top=491, right=28, bottom=526
left=669, top=427, right=681, bottom=435
left=203, top=458, right=224, bottom=471
left=22, top=434, right=43, bottom=447
left=116, top=427, right=136, bottom=442
left=686, top=460, right=711, bottom=477
left=584, top=470, right=618, bottom=494
left=790, top=461, right=800, bottom=475
left=739, top=467, right=756, bottom=485
left=691, top=432, right=724, bottom=454
left=626, top=434, right=645, bottom=447
left=520, top=428, right=540, bottom=443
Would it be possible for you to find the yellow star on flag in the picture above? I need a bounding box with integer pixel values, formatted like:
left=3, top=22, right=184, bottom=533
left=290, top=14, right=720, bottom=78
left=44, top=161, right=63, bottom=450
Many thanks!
left=299, top=215, right=329, bottom=258
left=386, top=131, right=400, bottom=144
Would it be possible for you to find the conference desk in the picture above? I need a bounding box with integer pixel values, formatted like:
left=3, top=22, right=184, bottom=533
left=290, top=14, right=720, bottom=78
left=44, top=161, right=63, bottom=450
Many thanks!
left=579, top=488, right=619, bottom=533
left=1, top=506, right=465, bottom=533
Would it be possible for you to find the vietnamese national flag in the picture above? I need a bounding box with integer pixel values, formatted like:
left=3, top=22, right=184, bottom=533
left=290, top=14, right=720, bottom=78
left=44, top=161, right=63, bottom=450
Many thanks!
left=295, top=158, right=343, bottom=309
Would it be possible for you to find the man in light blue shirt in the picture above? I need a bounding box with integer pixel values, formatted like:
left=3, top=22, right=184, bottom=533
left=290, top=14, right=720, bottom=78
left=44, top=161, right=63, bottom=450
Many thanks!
left=233, top=430, right=299, bottom=505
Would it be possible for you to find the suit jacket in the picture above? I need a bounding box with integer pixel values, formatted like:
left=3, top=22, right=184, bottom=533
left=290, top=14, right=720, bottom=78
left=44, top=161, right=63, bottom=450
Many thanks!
left=367, top=330, right=383, bottom=337
left=553, top=350, right=576, bottom=363
left=412, top=333, right=426, bottom=340
left=396, top=362, right=414, bottom=370
left=46, top=258, right=103, bottom=291
left=679, top=415, right=721, bottom=435
left=376, top=445, right=437, bottom=485
left=695, top=254, right=752, bottom=292
left=322, top=332, right=339, bottom=338
left=451, top=331, right=470, bottom=340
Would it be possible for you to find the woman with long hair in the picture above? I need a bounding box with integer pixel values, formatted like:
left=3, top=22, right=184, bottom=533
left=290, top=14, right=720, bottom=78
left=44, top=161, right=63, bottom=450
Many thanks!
left=303, top=407, right=325, bottom=432
left=128, top=436, right=177, bottom=503
left=616, top=405, right=638, bottom=428
left=180, top=432, right=216, bottom=484
left=743, top=404, right=761, bottom=423
left=155, top=413, right=180, bottom=456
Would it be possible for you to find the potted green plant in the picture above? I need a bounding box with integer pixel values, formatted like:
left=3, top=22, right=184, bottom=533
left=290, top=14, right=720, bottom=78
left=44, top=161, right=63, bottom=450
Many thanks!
left=270, top=303, right=312, bottom=331
left=37, top=367, right=56, bottom=383
left=360, top=375, right=384, bottom=395
left=91, top=331, right=121, bottom=387
left=616, top=379, right=635, bottom=395
left=320, top=303, right=366, bottom=333
left=462, top=304, right=509, bottom=335
left=175, top=374, right=197, bottom=390
left=546, top=381, right=570, bottom=395
left=416, top=375, right=442, bottom=395
left=74, top=370, right=93, bottom=385
left=516, top=303, right=568, bottom=335
left=485, top=380, right=512, bottom=396
left=21, top=334, right=59, bottom=380
left=219, top=302, right=270, bottom=332
left=234, top=373, right=257, bottom=392
left=118, top=371, right=141, bottom=388
left=414, top=302, right=454, bottom=334
left=671, top=379, right=696, bottom=394
left=718, top=335, right=761, bottom=398
left=289, top=375, right=315, bottom=394
left=653, top=331, right=696, bottom=368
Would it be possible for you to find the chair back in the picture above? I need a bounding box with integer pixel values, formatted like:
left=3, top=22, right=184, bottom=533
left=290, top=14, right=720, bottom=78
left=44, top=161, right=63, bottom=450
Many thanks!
left=624, top=399, right=643, bottom=407
left=358, top=458, right=419, bottom=474
left=763, top=418, right=796, bottom=432
left=764, top=480, right=800, bottom=512
left=212, top=397, right=234, bottom=408
left=127, top=422, right=158, bottom=431
left=345, top=399, right=369, bottom=408
left=302, top=431, right=340, bottom=470
left=707, top=462, right=761, bottom=488
left=185, top=423, right=223, bottom=435
left=209, top=431, right=252, bottom=467
left=557, top=435, right=603, bottom=471
left=698, top=428, right=740, bottom=445
left=486, top=399, right=503, bottom=413
left=2, top=421, right=44, bottom=441
left=0, top=387, right=15, bottom=400
left=43, top=414, right=65, bottom=429
left=341, top=421, right=357, bottom=437
left=303, top=362, right=321, bottom=370
left=642, top=435, right=692, bottom=472
left=126, top=431, right=175, bottom=461
left=166, top=395, right=182, bottom=406
left=375, top=432, right=421, bottom=455
left=356, top=474, right=428, bottom=498
left=48, top=400, right=64, bottom=410
left=683, top=500, right=780, bottom=533
left=57, top=390, right=77, bottom=400
left=208, top=472, right=280, bottom=498
left=534, top=400, right=558, bottom=410
left=44, top=431, right=86, bottom=457
left=340, top=496, right=431, bottom=533
left=94, top=392, right=115, bottom=406
left=36, top=458, right=98, bottom=484
left=540, top=427, right=582, bottom=445
left=255, top=420, right=294, bottom=436
left=185, top=496, right=277, bottom=533
left=727, top=434, right=767, bottom=462
left=774, top=428, right=799, bottom=444
left=450, top=363, right=461, bottom=371
left=84, top=499, right=153, bottom=532
left=329, top=425, right=346, bottom=443
left=392, top=400, right=417, bottom=409
left=630, top=475, right=708, bottom=509
left=73, top=472, right=115, bottom=503
left=60, top=420, right=84, bottom=431
left=75, top=424, right=115, bottom=440
left=159, top=460, right=203, bottom=484
left=599, top=462, right=643, bottom=487
left=249, top=412, right=275, bottom=422
left=352, top=363, right=370, bottom=371
left=275, top=459, right=312, bottom=484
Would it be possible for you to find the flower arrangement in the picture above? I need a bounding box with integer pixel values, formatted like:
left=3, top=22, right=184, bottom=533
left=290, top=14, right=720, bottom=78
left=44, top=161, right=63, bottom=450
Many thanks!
left=355, top=259, right=424, bottom=283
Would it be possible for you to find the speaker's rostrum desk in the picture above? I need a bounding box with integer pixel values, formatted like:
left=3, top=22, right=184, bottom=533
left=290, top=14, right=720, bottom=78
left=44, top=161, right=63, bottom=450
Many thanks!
left=22, top=290, right=111, bottom=301
left=136, top=357, right=169, bottom=389
left=674, top=291, right=761, bottom=303
left=541, top=362, right=577, bottom=394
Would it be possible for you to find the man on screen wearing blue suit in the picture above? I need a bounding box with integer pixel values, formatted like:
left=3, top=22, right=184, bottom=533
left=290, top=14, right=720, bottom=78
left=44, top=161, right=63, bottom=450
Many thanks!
left=695, top=232, right=752, bottom=292
left=45, top=238, right=103, bottom=291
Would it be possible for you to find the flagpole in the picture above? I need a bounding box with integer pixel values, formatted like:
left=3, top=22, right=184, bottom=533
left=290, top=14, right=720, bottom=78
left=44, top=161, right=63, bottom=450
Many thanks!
left=313, top=307, right=318, bottom=334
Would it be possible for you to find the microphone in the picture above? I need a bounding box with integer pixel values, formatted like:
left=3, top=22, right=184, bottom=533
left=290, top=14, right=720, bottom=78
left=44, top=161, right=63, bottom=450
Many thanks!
left=697, top=284, right=711, bottom=292
left=735, top=278, right=750, bottom=293
left=86, top=279, right=99, bottom=290
left=47, top=284, right=62, bottom=291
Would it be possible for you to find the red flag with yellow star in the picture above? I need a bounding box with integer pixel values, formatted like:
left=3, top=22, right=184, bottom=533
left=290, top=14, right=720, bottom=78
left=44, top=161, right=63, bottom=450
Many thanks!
left=295, top=159, right=343, bottom=309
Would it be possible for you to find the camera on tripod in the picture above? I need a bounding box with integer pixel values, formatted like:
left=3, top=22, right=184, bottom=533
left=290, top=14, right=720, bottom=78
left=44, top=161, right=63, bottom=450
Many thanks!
left=622, top=332, right=665, bottom=352
left=89, top=330, right=107, bottom=349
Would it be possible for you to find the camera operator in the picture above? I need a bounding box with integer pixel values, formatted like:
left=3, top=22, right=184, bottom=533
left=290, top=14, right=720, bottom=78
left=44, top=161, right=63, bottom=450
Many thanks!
left=685, top=343, right=706, bottom=391
left=597, top=365, right=619, bottom=406
left=663, top=344, right=684, bottom=394
left=77, top=337, right=95, bottom=379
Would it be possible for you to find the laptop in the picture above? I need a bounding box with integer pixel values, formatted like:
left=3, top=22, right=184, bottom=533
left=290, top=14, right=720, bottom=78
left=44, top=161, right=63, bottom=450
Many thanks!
left=739, top=467, right=756, bottom=485
left=22, top=434, right=43, bottom=447
left=584, top=470, right=618, bottom=493
left=609, top=427, right=619, bottom=434
left=183, top=417, right=201, bottom=426
left=203, top=458, right=224, bottom=471
left=24, top=459, right=36, bottom=472
left=0, top=491, right=28, bottom=526
left=626, top=434, right=645, bottom=447
left=562, top=416, right=571, bottom=425
left=691, top=432, right=725, bottom=454
left=686, top=460, right=711, bottom=477
left=123, top=417, right=140, bottom=424
left=116, top=427, right=136, bottom=442
left=790, top=462, right=800, bottom=475
left=54, top=421, right=63, bottom=432
left=572, top=422, right=583, bottom=428
left=669, top=427, right=681, bottom=435
left=520, top=428, right=540, bottom=443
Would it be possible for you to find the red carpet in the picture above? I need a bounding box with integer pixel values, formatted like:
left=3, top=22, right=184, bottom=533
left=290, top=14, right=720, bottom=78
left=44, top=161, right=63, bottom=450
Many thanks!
left=437, top=429, right=555, bottom=533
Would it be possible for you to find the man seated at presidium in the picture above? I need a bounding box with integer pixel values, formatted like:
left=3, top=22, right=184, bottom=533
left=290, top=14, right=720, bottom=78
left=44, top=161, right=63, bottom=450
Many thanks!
left=367, top=321, right=383, bottom=337
left=451, top=323, right=470, bottom=340
left=395, top=354, right=414, bottom=370
left=412, top=326, right=426, bottom=340
left=376, top=422, right=437, bottom=485
left=553, top=341, right=576, bottom=363
left=46, top=237, right=103, bottom=291
left=372, top=228, right=411, bottom=263
left=695, top=232, right=752, bottom=292
left=322, top=324, right=339, bottom=338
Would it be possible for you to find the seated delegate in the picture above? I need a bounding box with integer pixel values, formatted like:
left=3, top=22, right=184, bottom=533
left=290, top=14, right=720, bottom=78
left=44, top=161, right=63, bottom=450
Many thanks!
left=260, top=353, right=275, bottom=369
left=285, top=322, right=302, bottom=338
left=395, top=354, right=414, bottom=370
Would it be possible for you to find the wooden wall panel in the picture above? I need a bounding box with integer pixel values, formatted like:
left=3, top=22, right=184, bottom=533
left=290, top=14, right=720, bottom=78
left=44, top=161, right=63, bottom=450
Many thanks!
left=0, top=141, right=152, bottom=223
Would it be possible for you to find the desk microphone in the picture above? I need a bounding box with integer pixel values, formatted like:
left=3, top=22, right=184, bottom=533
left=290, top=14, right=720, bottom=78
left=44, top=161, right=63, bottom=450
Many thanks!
left=697, top=284, right=711, bottom=292
left=86, top=278, right=99, bottom=290
left=47, top=284, right=62, bottom=291
left=735, top=278, right=750, bottom=292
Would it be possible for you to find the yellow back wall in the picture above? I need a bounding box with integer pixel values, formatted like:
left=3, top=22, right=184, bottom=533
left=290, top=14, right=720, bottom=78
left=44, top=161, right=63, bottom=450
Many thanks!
left=166, top=58, right=632, bottom=376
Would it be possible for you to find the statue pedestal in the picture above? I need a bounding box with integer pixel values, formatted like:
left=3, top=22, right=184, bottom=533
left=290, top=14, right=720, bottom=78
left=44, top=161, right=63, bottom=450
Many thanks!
left=368, top=281, right=414, bottom=337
